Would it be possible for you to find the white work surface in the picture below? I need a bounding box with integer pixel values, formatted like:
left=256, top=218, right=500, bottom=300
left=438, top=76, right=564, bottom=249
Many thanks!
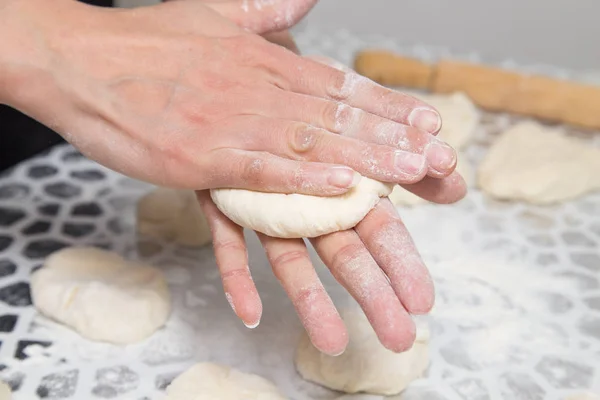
left=0, top=30, right=599, bottom=399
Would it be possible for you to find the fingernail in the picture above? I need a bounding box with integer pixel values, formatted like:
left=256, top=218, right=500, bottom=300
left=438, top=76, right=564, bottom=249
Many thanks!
left=409, top=108, right=442, bottom=133
left=244, top=319, right=260, bottom=329
left=426, top=140, right=457, bottom=173
left=328, top=167, right=361, bottom=189
left=395, top=151, right=426, bottom=176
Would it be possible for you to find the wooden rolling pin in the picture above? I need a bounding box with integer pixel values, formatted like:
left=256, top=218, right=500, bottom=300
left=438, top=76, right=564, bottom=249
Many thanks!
left=353, top=50, right=434, bottom=89
left=353, top=50, right=600, bottom=130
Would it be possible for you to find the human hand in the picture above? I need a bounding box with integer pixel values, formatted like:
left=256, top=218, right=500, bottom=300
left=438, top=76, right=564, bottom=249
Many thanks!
left=3, top=0, right=456, bottom=198
left=196, top=171, right=465, bottom=355
left=192, top=27, right=467, bottom=355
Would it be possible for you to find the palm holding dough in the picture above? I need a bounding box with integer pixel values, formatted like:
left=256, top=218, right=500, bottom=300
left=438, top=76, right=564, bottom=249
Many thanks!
left=196, top=60, right=465, bottom=357
left=211, top=177, right=393, bottom=238
left=31, top=247, right=170, bottom=344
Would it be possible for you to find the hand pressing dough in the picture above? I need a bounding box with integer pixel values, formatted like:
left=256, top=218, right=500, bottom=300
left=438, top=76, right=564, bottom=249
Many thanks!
left=295, top=310, right=429, bottom=396
left=165, top=362, right=286, bottom=400
left=210, top=92, right=476, bottom=236
left=31, top=247, right=170, bottom=344
left=211, top=177, right=393, bottom=239
left=137, top=188, right=211, bottom=247
left=0, top=381, right=10, bottom=400
left=478, top=121, right=600, bottom=204
left=389, top=156, right=474, bottom=206
left=408, top=91, right=480, bottom=150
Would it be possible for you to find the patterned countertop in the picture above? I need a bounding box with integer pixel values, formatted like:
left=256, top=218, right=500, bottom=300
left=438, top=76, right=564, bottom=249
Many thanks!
left=0, top=30, right=599, bottom=400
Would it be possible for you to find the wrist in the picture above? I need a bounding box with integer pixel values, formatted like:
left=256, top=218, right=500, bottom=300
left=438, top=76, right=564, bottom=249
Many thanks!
left=0, top=0, right=77, bottom=108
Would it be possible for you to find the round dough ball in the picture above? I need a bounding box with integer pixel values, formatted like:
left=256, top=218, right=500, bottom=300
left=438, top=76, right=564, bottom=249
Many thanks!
left=478, top=121, right=600, bottom=204
left=295, top=310, right=429, bottom=396
left=31, top=247, right=171, bottom=344
left=0, top=380, right=11, bottom=400
left=165, top=362, right=286, bottom=400
left=210, top=177, right=393, bottom=238
left=137, top=188, right=211, bottom=247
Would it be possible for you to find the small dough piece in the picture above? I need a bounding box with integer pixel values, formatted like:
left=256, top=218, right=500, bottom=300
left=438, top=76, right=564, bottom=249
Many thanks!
left=407, top=91, right=480, bottom=150
left=211, top=177, right=392, bottom=239
left=478, top=121, right=600, bottom=204
left=165, top=362, right=286, bottom=400
left=389, top=156, right=474, bottom=206
left=565, top=393, right=600, bottom=400
left=0, top=381, right=11, bottom=400
left=31, top=247, right=171, bottom=344
left=295, top=310, right=429, bottom=396
left=137, top=188, right=211, bottom=247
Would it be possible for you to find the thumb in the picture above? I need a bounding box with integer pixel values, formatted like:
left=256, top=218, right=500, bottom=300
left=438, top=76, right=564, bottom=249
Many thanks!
left=204, top=0, right=317, bottom=34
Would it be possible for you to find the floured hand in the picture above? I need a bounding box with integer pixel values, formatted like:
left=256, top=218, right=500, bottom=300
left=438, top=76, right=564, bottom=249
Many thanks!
left=2, top=0, right=456, bottom=196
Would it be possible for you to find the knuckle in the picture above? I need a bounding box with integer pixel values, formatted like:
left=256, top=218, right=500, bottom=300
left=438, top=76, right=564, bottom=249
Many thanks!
left=326, top=70, right=353, bottom=101
left=238, top=157, right=266, bottom=186
left=220, top=267, right=250, bottom=282
left=213, top=239, right=246, bottom=254
left=271, top=250, right=309, bottom=270
left=294, top=285, right=326, bottom=307
left=331, top=243, right=367, bottom=272
left=289, top=124, right=320, bottom=154
left=329, top=102, right=357, bottom=134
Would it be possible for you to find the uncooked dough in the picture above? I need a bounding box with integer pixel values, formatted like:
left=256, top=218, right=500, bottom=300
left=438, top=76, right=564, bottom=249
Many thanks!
left=565, top=393, right=600, bottom=400
left=210, top=92, right=477, bottom=237
left=31, top=247, right=171, bottom=344
left=165, top=362, right=286, bottom=400
left=295, top=310, right=429, bottom=396
left=137, top=188, right=211, bottom=247
left=478, top=121, right=600, bottom=204
left=0, top=381, right=10, bottom=400
left=408, top=91, right=480, bottom=150
left=211, top=177, right=392, bottom=238
left=389, top=156, right=474, bottom=206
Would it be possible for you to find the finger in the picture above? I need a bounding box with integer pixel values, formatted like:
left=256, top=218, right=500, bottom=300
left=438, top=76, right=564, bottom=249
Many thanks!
left=196, top=190, right=262, bottom=328
left=355, top=199, right=435, bottom=314
left=257, top=88, right=456, bottom=177
left=204, top=0, right=318, bottom=34
left=257, top=234, right=348, bottom=356
left=311, top=231, right=416, bottom=352
left=269, top=54, right=442, bottom=134
left=222, top=116, right=427, bottom=184
left=194, top=148, right=360, bottom=195
left=400, top=170, right=467, bottom=204
left=262, top=30, right=300, bottom=54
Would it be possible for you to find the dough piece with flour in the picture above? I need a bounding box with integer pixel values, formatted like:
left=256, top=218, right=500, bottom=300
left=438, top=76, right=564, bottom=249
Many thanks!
left=389, top=156, right=474, bottom=206
left=31, top=247, right=170, bottom=344
left=478, top=121, right=600, bottom=204
left=137, top=188, right=211, bottom=247
left=165, top=363, right=286, bottom=400
left=211, top=177, right=393, bottom=238
left=565, top=393, right=600, bottom=400
left=0, top=381, right=10, bottom=400
left=295, top=310, right=429, bottom=395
